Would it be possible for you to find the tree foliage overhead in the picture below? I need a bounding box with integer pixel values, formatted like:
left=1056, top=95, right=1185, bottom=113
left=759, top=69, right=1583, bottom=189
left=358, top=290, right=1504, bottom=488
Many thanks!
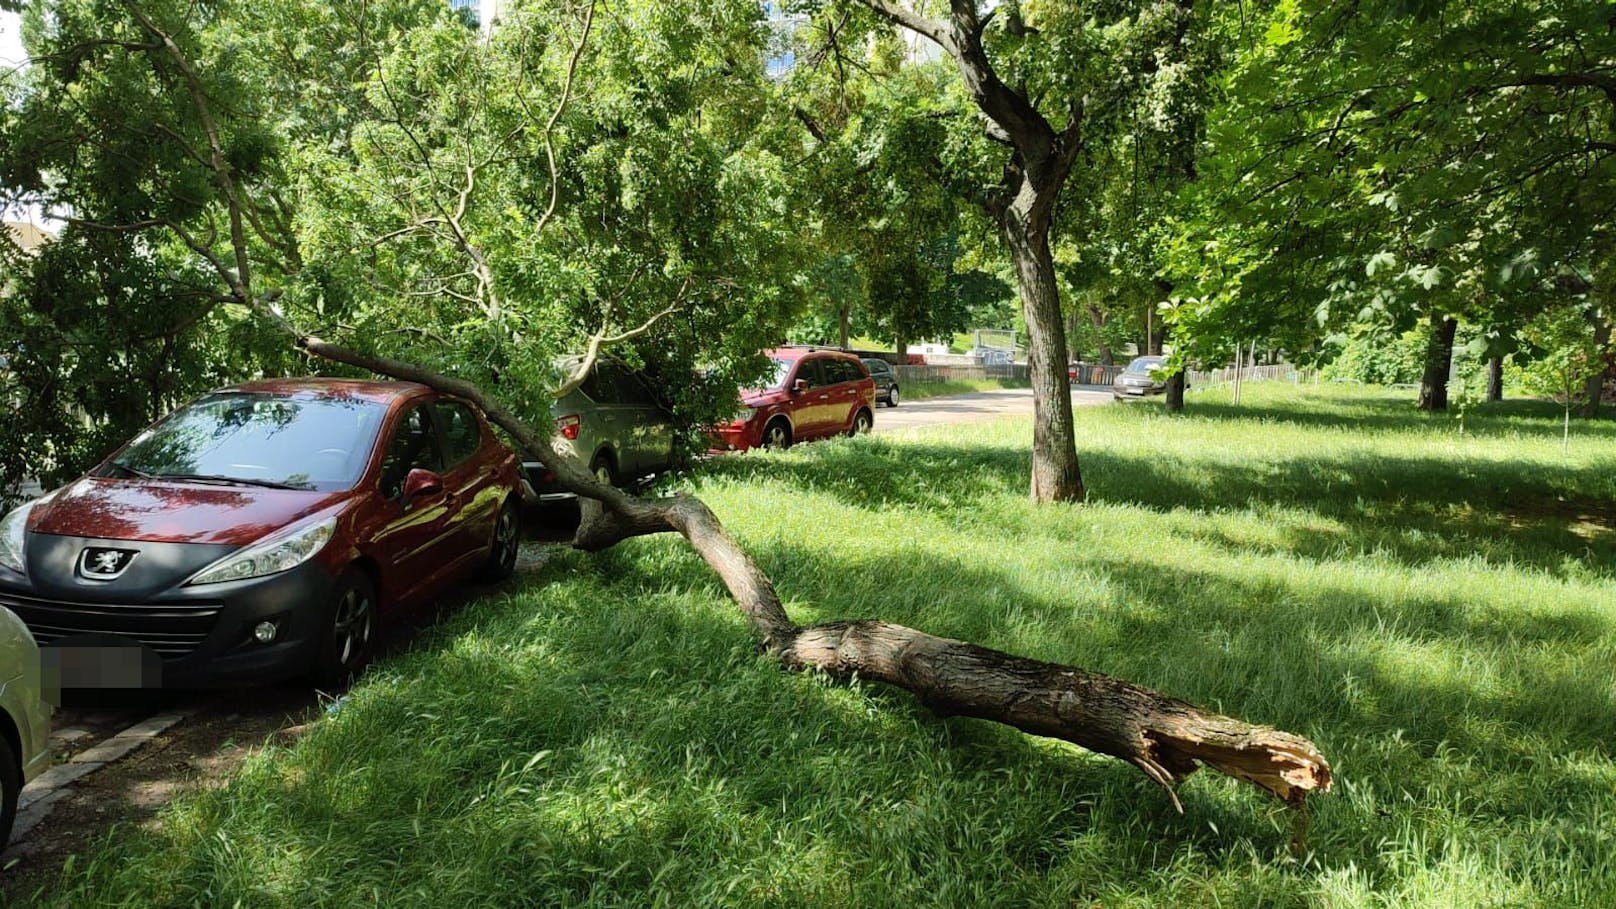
left=0, top=0, right=813, bottom=492
left=1162, top=0, right=1616, bottom=409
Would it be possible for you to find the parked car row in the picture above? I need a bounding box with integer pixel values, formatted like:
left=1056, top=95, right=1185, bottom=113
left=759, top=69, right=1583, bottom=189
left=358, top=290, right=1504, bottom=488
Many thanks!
left=0, top=348, right=889, bottom=704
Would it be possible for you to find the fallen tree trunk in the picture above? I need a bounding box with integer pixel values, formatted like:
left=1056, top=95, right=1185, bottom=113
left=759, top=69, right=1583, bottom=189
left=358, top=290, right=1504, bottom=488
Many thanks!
left=275, top=319, right=1332, bottom=809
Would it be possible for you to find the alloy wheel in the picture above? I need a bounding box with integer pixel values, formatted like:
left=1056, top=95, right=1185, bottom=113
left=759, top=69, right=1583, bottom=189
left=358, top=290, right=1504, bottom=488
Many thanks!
left=331, top=587, right=373, bottom=669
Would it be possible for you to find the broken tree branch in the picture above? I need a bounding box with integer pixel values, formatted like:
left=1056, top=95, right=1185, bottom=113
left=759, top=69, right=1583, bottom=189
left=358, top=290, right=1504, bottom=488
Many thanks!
left=247, top=304, right=1333, bottom=810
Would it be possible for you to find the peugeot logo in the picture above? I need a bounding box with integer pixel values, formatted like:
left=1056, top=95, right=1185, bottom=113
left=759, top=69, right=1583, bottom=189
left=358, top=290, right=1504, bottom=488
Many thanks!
left=79, top=547, right=139, bottom=581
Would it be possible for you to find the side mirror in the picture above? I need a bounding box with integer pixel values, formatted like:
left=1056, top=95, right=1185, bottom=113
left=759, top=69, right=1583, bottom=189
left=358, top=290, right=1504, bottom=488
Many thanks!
left=791, top=379, right=809, bottom=395
left=402, top=468, right=444, bottom=504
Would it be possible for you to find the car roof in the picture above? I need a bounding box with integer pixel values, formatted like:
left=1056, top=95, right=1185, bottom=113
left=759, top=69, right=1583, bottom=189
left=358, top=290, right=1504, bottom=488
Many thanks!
left=222, top=377, right=432, bottom=404
left=766, top=347, right=860, bottom=362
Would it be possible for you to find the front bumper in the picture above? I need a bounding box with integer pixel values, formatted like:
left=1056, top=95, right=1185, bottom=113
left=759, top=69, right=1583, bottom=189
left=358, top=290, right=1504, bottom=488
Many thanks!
left=1113, top=383, right=1164, bottom=398
left=0, top=558, right=339, bottom=689
left=708, top=419, right=762, bottom=452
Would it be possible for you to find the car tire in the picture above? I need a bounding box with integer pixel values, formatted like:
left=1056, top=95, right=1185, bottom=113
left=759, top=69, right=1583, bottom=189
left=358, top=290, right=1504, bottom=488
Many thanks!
left=312, top=568, right=376, bottom=691
left=478, top=497, right=520, bottom=583
left=0, top=732, right=18, bottom=850
left=848, top=408, right=873, bottom=437
left=887, top=385, right=900, bottom=407
left=590, top=453, right=617, bottom=487
left=763, top=419, right=792, bottom=450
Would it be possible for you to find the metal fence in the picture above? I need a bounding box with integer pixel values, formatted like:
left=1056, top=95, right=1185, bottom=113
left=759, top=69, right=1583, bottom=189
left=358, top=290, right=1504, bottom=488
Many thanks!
left=892, top=360, right=1316, bottom=389
left=1189, top=363, right=1295, bottom=386
left=893, top=363, right=1031, bottom=385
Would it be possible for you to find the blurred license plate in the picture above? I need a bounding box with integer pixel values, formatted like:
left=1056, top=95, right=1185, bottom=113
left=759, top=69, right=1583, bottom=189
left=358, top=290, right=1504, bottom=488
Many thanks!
left=41, top=644, right=162, bottom=694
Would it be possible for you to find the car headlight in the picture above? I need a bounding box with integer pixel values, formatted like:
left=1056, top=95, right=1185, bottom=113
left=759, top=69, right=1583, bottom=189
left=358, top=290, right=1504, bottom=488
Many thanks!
left=734, top=406, right=757, bottom=423
left=0, top=501, right=36, bottom=574
left=187, top=515, right=337, bottom=586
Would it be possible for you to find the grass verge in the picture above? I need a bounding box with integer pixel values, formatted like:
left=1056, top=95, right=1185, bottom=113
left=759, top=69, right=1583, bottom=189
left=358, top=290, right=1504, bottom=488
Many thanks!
left=902, top=377, right=1032, bottom=400
left=26, top=385, right=1616, bottom=908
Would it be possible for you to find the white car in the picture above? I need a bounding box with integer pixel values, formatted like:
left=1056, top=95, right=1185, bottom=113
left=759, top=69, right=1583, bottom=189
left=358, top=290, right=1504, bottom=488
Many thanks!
left=1, top=605, right=52, bottom=846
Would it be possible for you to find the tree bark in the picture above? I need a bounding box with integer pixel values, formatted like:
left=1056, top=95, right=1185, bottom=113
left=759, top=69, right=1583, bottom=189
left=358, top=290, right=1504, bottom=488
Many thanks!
left=1580, top=309, right=1610, bottom=418
left=1165, top=371, right=1186, bottom=412
left=269, top=318, right=1331, bottom=811
left=1007, top=216, right=1085, bottom=503
left=1417, top=313, right=1458, bottom=412
left=1087, top=304, right=1114, bottom=365
left=838, top=303, right=851, bottom=351
left=1487, top=355, right=1504, bottom=402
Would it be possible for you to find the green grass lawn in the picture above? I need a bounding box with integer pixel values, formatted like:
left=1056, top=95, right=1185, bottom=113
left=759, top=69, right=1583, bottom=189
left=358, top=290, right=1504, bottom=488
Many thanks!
left=29, top=385, right=1616, bottom=907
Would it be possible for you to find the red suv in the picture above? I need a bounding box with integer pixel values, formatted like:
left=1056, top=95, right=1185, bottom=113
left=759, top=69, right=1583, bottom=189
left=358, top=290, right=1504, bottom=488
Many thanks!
left=712, top=348, right=877, bottom=450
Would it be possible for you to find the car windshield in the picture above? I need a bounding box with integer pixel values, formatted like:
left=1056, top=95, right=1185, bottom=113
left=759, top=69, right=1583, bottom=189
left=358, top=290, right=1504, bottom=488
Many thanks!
left=1125, top=357, right=1163, bottom=375
left=769, top=358, right=794, bottom=389
left=100, top=391, right=388, bottom=491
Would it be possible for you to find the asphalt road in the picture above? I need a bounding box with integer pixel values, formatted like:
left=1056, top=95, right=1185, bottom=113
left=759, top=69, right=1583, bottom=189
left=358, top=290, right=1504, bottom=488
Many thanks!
left=872, top=384, right=1114, bottom=434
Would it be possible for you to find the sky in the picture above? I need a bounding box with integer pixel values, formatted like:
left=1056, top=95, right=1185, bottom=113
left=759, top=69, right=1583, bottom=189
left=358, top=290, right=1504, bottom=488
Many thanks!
left=1, top=10, right=39, bottom=225
left=1, top=10, right=23, bottom=69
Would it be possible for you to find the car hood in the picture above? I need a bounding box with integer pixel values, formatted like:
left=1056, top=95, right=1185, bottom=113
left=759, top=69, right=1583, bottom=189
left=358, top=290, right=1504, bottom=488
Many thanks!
left=739, top=388, right=788, bottom=407
left=29, top=477, right=344, bottom=546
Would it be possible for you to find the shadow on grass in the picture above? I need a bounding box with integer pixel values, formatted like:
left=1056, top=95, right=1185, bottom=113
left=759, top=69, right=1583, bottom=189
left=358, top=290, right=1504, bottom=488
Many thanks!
left=701, top=436, right=1616, bottom=579
left=46, top=520, right=1613, bottom=906
left=1177, top=386, right=1616, bottom=439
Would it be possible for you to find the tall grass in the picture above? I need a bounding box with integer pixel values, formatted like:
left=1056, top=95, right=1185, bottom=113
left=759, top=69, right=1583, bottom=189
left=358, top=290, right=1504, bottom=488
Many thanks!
left=28, top=385, right=1616, bottom=907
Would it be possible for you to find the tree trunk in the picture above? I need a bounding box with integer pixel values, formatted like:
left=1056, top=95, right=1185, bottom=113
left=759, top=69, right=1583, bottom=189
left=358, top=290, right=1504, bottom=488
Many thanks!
left=1165, top=371, right=1185, bottom=412
left=838, top=303, right=851, bottom=350
left=1580, top=309, right=1610, bottom=418
left=1005, top=213, right=1084, bottom=503
left=1087, top=304, right=1113, bottom=365
left=1487, top=355, right=1503, bottom=402
left=894, top=327, right=908, bottom=365
left=1417, top=313, right=1458, bottom=412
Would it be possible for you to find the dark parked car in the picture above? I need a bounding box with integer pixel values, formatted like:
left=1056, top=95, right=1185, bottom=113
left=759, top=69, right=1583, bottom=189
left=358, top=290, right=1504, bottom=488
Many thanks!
left=525, top=357, right=677, bottom=499
left=860, top=357, right=901, bottom=407
left=1112, top=355, right=1169, bottom=400
left=0, top=379, right=524, bottom=689
left=711, top=347, right=876, bottom=450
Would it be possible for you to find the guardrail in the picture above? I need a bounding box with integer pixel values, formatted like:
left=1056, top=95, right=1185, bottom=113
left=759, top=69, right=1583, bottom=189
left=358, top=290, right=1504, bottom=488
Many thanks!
left=1068, top=363, right=1125, bottom=386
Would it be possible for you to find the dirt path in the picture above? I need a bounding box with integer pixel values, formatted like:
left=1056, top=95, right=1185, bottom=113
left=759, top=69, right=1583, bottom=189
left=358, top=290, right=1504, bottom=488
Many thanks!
left=0, top=687, right=318, bottom=904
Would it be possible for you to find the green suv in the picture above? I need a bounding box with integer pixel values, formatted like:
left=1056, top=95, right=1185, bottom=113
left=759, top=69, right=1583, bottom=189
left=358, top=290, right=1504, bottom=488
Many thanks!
left=2, top=605, right=52, bottom=847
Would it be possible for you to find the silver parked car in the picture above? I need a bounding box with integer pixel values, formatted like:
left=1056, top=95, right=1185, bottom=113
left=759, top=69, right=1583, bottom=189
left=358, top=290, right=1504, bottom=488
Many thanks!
left=1, top=605, right=52, bottom=846
left=1112, top=355, right=1169, bottom=400
left=860, top=357, right=901, bottom=407
left=526, top=358, right=677, bottom=497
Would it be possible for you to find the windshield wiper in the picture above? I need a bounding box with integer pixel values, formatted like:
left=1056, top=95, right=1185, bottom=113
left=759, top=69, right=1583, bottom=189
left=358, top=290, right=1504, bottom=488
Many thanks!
left=108, top=460, right=154, bottom=478
left=155, top=473, right=311, bottom=491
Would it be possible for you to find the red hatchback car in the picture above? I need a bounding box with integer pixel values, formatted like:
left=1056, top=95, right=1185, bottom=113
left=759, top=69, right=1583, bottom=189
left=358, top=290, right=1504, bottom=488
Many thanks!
left=712, top=347, right=877, bottom=451
left=0, top=379, right=523, bottom=689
